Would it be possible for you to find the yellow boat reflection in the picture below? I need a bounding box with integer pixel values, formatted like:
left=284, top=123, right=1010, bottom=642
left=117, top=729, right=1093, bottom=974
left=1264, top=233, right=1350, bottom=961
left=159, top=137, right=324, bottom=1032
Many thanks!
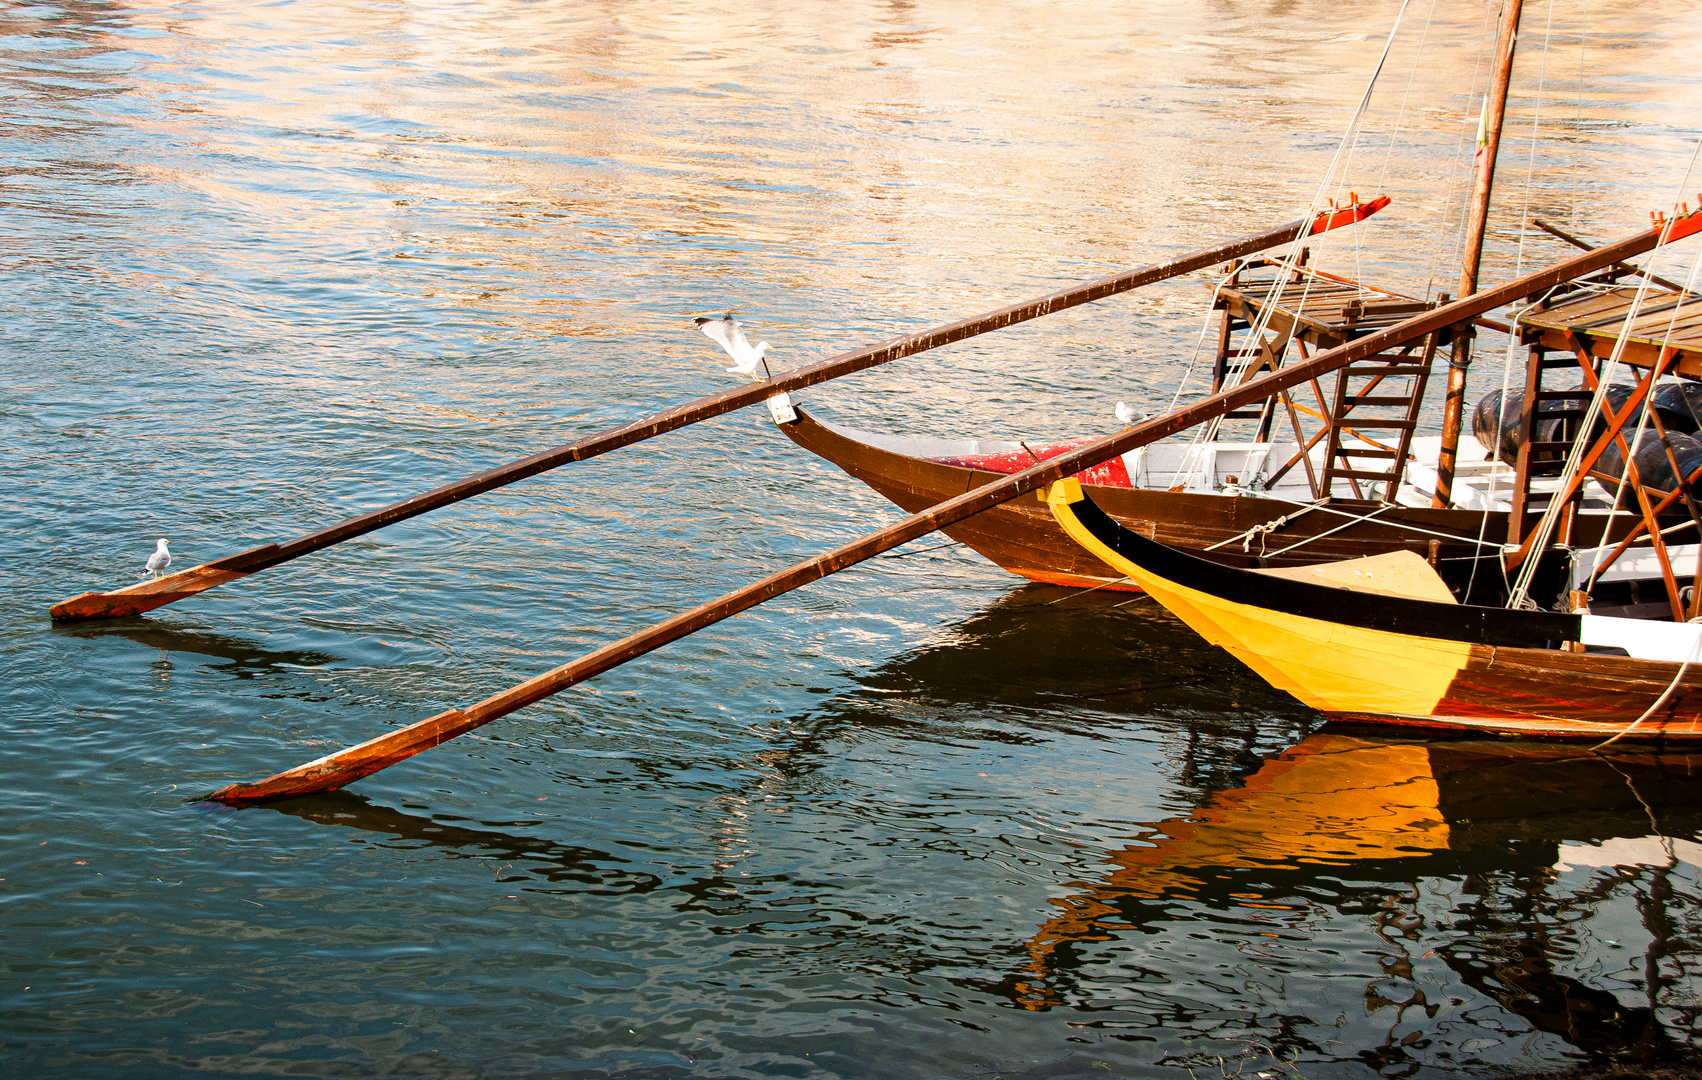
left=1014, top=729, right=1701, bottom=1064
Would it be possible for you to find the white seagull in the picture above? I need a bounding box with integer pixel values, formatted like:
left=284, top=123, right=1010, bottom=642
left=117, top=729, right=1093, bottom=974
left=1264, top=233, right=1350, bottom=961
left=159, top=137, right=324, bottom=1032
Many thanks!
left=1115, top=402, right=1147, bottom=426
left=143, top=538, right=172, bottom=579
left=693, top=314, right=771, bottom=378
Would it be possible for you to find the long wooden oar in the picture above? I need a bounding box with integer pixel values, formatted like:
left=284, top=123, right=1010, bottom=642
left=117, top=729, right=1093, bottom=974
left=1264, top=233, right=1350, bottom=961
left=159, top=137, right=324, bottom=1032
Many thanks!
left=1532, top=217, right=1687, bottom=292
left=204, top=209, right=1695, bottom=806
left=51, top=199, right=1393, bottom=623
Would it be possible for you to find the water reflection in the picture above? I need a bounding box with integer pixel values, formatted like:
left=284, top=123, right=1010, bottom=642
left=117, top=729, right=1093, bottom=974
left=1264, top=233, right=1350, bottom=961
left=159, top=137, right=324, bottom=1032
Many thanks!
left=206, top=586, right=1702, bottom=1073
left=54, top=619, right=342, bottom=678
left=1012, top=730, right=1702, bottom=1066
left=268, top=789, right=663, bottom=894
left=798, top=586, right=1318, bottom=800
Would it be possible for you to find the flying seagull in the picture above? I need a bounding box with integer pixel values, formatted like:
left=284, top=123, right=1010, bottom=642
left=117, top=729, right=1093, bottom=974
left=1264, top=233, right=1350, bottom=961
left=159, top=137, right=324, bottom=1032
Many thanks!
left=693, top=314, right=771, bottom=378
left=1115, top=402, right=1147, bottom=426
left=142, top=538, right=171, bottom=579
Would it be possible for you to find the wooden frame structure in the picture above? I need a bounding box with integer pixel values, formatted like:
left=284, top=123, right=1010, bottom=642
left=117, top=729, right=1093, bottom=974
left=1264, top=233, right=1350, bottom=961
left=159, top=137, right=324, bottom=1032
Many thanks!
left=1209, top=259, right=1440, bottom=501
left=1503, top=283, right=1702, bottom=620
left=1210, top=255, right=1702, bottom=621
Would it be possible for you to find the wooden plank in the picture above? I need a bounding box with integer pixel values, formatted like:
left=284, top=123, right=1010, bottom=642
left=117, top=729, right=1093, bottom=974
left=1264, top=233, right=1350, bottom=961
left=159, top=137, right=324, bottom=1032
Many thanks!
left=203, top=214, right=1702, bottom=804
left=1524, top=290, right=1702, bottom=353
left=1526, top=287, right=1643, bottom=322
left=1623, top=303, right=1702, bottom=341
left=1523, top=298, right=1637, bottom=331
left=49, top=203, right=1393, bottom=623
left=1526, top=329, right=1702, bottom=376
left=1220, top=281, right=1366, bottom=339
left=1571, top=295, right=1687, bottom=332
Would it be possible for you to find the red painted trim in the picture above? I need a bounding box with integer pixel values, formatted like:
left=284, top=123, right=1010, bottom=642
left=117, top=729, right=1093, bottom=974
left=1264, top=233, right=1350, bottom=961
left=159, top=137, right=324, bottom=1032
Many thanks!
left=1309, top=195, right=1392, bottom=235
left=932, top=436, right=1134, bottom=488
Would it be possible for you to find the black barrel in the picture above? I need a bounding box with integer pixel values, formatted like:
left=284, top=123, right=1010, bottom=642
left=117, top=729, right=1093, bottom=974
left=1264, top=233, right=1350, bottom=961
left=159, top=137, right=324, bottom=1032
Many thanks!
left=1471, top=388, right=1568, bottom=462
left=1470, top=384, right=1659, bottom=464
left=1594, top=427, right=1702, bottom=500
left=1652, top=380, right=1702, bottom=434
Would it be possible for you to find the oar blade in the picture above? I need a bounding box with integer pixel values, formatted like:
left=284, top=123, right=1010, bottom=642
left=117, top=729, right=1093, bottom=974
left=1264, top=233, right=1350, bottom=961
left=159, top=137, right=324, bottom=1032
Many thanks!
left=51, top=544, right=281, bottom=622
left=206, top=708, right=475, bottom=804
left=50, top=565, right=252, bottom=621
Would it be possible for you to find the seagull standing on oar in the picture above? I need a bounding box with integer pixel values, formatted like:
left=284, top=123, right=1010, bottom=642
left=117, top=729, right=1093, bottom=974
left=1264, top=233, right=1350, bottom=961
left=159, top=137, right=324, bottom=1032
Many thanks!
left=1115, top=402, right=1147, bottom=426
left=693, top=314, right=772, bottom=380
left=142, top=538, right=171, bottom=579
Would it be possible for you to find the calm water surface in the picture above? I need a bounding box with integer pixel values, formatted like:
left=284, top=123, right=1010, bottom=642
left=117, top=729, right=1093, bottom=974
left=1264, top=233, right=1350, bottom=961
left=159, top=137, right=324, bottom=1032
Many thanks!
left=6, top=1, right=1702, bottom=1076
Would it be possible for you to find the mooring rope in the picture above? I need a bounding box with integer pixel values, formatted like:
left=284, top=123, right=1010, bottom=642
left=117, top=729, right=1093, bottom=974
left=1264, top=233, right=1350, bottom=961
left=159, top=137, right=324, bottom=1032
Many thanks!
left=1203, top=501, right=1328, bottom=553
left=1263, top=505, right=1396, bottom=558
left=1589, top=622, right=1702, bottom=750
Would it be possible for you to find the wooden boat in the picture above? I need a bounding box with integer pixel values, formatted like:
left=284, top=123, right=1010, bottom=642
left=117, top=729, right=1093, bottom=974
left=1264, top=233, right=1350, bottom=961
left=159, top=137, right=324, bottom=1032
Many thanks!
left=777, top=380, right=1681, bottom=610
left=777, top=239, right=1702, bottom=616
left=1041, top=476, right=1702, bottom=740
left=778, top=255, right=1702, bottom=612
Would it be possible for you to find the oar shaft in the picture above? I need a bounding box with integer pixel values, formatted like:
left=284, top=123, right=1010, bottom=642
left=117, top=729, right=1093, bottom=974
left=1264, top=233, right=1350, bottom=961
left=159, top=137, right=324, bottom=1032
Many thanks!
left=206, top=209, right=1700, bottom=805
left=51, top=203, right=1391, bottom=623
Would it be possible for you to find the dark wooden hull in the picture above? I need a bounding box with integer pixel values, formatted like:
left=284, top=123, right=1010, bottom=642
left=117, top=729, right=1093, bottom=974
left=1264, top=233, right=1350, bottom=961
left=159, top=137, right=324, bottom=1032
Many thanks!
left=1378, top=643, right=1702, bottom=738
left=780, top=408, right=1511, bottom=592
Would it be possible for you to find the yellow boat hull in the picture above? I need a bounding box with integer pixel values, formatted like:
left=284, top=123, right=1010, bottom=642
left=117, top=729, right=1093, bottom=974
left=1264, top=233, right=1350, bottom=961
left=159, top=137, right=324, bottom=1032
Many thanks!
left=1044, top=479, right=1702, bottom=739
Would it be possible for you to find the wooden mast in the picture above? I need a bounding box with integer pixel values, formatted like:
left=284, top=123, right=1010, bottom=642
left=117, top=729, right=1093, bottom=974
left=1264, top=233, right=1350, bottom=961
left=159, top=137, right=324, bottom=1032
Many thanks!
left=49, top=200, right=1389, bottom=624
left=202, top=207, right=1700, bottom=806
left=1432, top=0, right=1525, bottom=507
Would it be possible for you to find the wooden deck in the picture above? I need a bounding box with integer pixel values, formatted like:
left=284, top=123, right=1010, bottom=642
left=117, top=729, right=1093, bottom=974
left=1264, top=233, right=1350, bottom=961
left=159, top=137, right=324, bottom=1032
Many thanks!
left=1216, top=267, right=1434, bottom=350
left=1520, top=285, right=1702, bottom=375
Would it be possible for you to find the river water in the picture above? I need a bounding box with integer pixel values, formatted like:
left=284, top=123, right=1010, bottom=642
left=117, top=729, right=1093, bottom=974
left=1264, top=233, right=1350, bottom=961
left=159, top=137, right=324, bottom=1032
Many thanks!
left=6, top=1, right=1702, bottom=1077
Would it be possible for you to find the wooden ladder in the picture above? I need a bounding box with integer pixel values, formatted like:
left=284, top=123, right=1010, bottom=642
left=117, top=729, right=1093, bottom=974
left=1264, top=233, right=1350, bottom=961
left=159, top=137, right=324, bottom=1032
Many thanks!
left=1504, top=335, right=1697, bottom=620
left=1318, top=329, right=1441, bottom=501
left=1505, top=345, right=1594, bottom=549
left=1211, top=302, right=1295, bottom=436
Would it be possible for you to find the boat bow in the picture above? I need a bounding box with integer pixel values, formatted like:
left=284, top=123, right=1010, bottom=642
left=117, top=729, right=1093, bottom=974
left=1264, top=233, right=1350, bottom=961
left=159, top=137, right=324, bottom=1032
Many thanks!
left=1043, top=477, right=1702, bottom=738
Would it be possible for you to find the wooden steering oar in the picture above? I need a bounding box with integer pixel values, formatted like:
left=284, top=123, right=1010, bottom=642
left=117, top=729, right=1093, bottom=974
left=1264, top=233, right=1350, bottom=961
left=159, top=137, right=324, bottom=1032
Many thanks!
left=203, top=209, right=1692, bottom=805
left=51, top=199, right=1393, bottom=623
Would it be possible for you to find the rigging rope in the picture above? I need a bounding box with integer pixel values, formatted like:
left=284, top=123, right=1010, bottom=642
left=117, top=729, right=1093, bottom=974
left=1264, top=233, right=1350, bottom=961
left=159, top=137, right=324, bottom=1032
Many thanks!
left=1163, top=270, right=1240, bottom=416
left=1510, top=0, right=1560, bottom=282
left=1173, top=0, right=1415, bottom=485
left=1422, top=13, right=1498, bottom=304
left=1509, top=135, right=1702, bottom=608
left=1208, top=497, right=1514, bottom=558
left=1589, top=623, right=1702, bottom=750
left=1567, top=1, right=1590, bottom=233
left=1581, top=238, right=1702, bottom=596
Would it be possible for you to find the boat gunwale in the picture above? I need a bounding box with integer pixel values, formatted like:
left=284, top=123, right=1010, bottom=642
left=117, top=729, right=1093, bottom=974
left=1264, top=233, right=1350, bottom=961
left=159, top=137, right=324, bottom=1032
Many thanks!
left=1058, top=484, right=1582, bottom=649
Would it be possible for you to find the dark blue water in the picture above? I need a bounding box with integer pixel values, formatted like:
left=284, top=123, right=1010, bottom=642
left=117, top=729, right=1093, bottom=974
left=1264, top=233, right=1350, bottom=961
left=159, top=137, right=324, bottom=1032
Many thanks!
left=5, top=1, right=1702, bottom=1076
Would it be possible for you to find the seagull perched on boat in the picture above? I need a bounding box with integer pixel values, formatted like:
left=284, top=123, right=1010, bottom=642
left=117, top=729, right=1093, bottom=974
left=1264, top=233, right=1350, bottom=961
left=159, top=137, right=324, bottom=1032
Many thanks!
left=1115, top=402, right=1147, bottom=426
left=142, top=538, right=171, bottom=579
left=693, top=314, right=772, bottom=379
